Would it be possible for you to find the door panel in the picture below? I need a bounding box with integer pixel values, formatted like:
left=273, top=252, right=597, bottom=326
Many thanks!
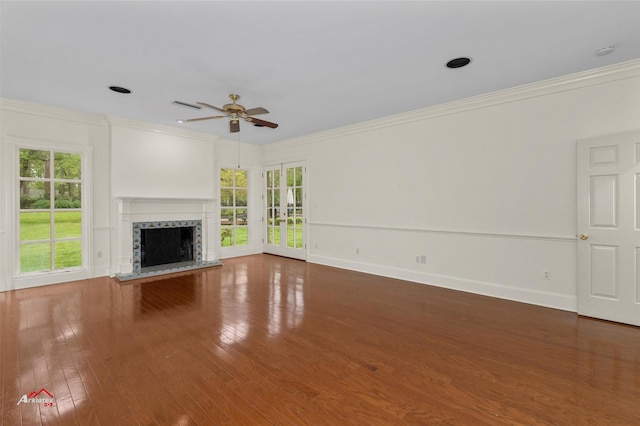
left=577, top=132, right=640, bottom=326
left=263, top=162, right=306, bottom=260
left=588, top=245, right=617, bottom=299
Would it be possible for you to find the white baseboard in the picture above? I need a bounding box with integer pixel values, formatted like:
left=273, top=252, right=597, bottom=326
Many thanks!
left=308, top=254, right=577, bottom=313
left=12, top=269, right=90, bottom=290
left=92, top=266, right=111, bottom=278
left=221, top=246, right=263, bottom=259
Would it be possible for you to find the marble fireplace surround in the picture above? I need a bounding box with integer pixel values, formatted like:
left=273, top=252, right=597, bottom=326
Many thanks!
left=113, top=197, right=220, bottom=280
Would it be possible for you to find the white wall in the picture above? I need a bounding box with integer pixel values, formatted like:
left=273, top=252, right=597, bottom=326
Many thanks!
left=109, top=117, right=217, bottom=199
left=2, top=61, right=639, bottom=307
left=263, top=60, right=640, bottom=311
left=0, top=102, right=265, bottom=290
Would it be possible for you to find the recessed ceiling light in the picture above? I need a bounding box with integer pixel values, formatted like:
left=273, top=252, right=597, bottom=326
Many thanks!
left=109, top=86, right=131, bottom=94
left=177, top=119, right=186, bottom=124
left=595, top=46, right=615, bottom=57
left=446, top=57, right=471, bottom=69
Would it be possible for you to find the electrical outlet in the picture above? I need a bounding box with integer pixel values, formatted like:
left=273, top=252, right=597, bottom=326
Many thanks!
left=356, top=248, right=360, bottom=254
left=420, top=255, right=427, bottom=264
left=416, top=256, right=420, bottom=263
left=97, top=251, right=103, bottom=258
left=543, top=271, right=551, bottom=280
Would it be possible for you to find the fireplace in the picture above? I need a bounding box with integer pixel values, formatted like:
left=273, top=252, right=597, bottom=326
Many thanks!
left=132, top=220, right=202, bottom=273
left=141, top=226, right=193, bottom=267
left=112, top=196, right=220, bottom=280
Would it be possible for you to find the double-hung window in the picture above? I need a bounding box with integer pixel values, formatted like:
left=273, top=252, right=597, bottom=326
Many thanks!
left=19, top=148, right=83, bottom=273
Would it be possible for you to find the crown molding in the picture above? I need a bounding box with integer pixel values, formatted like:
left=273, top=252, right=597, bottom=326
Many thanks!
left=0, top=97, right=108, bottom=127
left=215, top=136, right=263, bottom=153
left=265, top=59, right=640, bottom=152
left=105, top=115, right=221, bottom=142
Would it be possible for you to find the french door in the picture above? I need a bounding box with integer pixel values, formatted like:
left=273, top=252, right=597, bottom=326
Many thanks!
left=577, top=132, right=640, bottom=326
left=263, top=162, right=306, bottom=260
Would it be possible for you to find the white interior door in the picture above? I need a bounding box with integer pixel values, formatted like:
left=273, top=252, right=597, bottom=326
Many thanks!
left=577, top=132, right=640, bottom=326
left=263, top=162, right=306, bottom=260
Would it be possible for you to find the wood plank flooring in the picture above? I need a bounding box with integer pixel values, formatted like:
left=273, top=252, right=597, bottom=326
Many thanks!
left=1, top=254, right=639, bottom=425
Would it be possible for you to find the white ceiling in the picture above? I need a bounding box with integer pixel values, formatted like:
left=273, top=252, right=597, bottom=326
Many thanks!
left=1, top=1, right=639, bottom=145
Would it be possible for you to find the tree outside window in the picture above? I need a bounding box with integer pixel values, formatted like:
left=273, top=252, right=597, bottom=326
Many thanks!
left=220, top=169, right=248, bottom=247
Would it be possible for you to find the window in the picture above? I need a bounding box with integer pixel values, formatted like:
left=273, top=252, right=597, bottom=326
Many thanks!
left=220, top=169, right=248, bottom=247
left=19, top=148, right=83, bottom=273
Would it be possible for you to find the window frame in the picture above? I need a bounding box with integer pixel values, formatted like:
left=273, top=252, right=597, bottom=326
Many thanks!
left=9, top=138, right=92, bottom=287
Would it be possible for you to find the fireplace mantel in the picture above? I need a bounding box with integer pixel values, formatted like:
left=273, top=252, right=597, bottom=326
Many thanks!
left=112, top=197, right=219, bottom=276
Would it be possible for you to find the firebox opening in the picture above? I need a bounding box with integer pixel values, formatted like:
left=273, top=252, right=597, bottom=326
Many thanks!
left=141, top=227, right=194, bottom=268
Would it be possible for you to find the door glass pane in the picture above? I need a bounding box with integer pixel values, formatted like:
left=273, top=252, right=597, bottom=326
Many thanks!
left=54, top=182, right=81, bottom=208
left=20, top=149, right=50, bottom=178
left=221, top=208, right=234, bottom=225
left=235, top=189, right=247, bottom=207
left=221, top=227, right=234, bottom=247
left=54, top=211, right=81, bottom=238
left=54, top=152, right=81, bottom=179
left=20, top=181, right=50, bottom=209
left=20, top=243, right=51, bottom=272
left=273, top=227, right=280, bottom=245
left=221, top=189, right=233, bottom=206
left=295, top=218, right=303, bottom=249
left=295, top=188, right=302, bottom=207
left=236, top=170, right=247, bottom=187
left=287, top=168, right=294, bottom=186
left=54, top=240, right=82, bottom=269
left=287, top=225, right=295, bottom=248
left=274, top=171, right=280, bottom=188
left=20, top=212, right=50, bottom=241
left=236, top=208, right=247, bottom=226
left=235, top=227, right=248, bottom=246
left=220, top=169, right=233, bottom=187
left=267, top=189, right=273, bottom=207
left=295, top=167, right=302, bottom=185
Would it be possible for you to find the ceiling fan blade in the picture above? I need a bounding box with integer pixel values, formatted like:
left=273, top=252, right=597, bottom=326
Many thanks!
left=196, top=102, right=226, bottom=113
left=243, top=107, right=269, bottom=116
left=185, top=115, right=225, bottom=122
left=230, top=120, right=240, bottom=133
left=246, top=117, right=278, bottom=129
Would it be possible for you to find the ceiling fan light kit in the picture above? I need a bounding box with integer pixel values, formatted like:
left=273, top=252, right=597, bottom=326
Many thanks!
left=183, top=94, right=278, bottom=133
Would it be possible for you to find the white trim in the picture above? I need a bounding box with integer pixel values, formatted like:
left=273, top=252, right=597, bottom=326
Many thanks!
left=309, top=221, right=576, bottom=243
left=308, top=254, right=577, bottom=312
left=1, top=97, right=108, bottom=127
left=106, top=115, right=221, bottom=142
left=13, top=269, right=89, bottom=290
left=112, top=197, right=218, bottom=276
left=264, top=59, right=640, bottom=151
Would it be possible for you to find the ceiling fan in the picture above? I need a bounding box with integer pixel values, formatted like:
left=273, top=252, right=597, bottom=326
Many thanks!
left=184, top=94, right=278, bottom=133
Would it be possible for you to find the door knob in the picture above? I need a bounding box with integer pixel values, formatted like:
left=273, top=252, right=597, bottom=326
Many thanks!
left=580, top=234, right=589, bottom=240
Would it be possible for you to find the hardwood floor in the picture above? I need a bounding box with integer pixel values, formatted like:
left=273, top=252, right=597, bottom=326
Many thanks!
left=1, top=254, right=639, bottom=425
